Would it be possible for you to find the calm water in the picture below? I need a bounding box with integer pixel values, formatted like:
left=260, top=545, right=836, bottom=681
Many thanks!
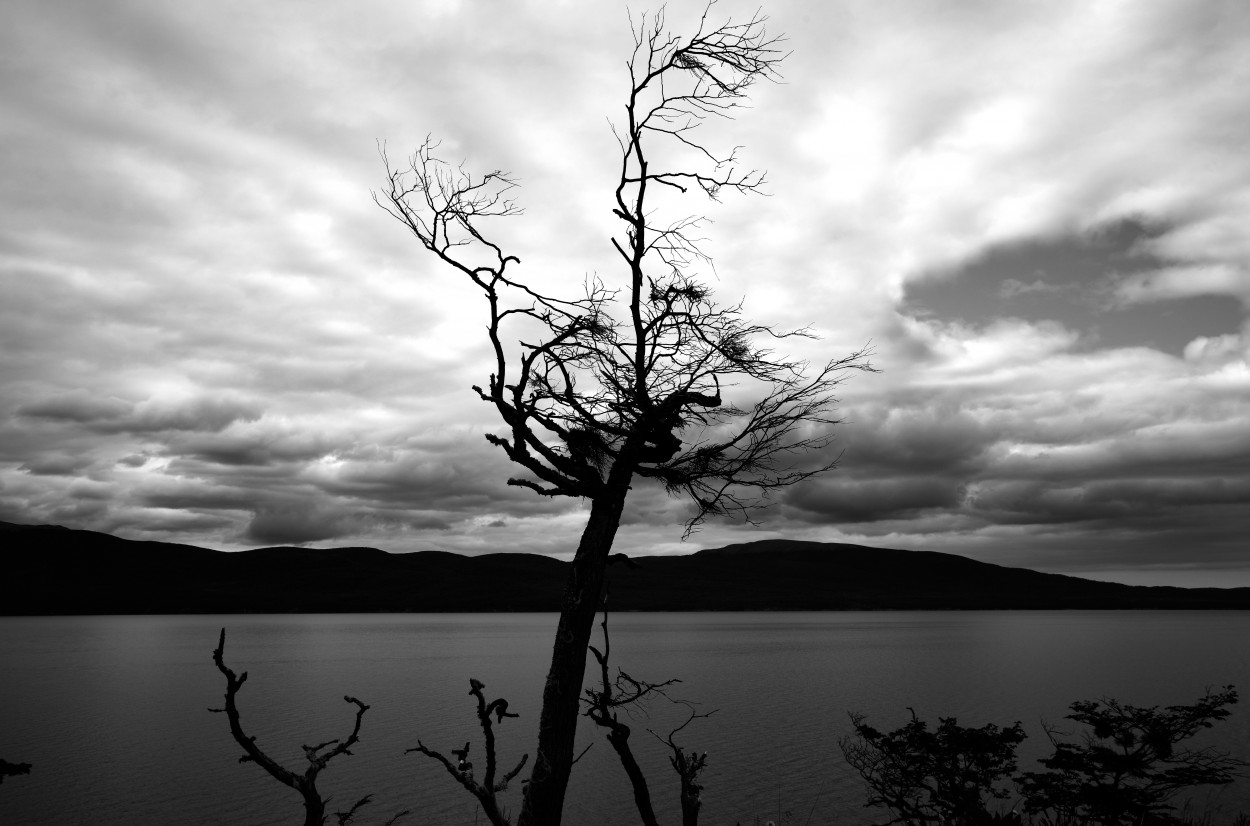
left=2, top=612, right=1248, bottom=825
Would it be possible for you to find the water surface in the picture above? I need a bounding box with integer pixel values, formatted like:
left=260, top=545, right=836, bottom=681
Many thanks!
left=2, top=611, right=1247, bottom=825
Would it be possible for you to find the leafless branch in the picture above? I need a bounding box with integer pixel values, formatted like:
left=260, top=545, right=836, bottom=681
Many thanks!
left=406, top=678, right=529, bottom=826
left=647, top=701, right=717, bottom=826
left=583, top=604, right=675, bottom=826
left=210, top=629, right=388, bottom=826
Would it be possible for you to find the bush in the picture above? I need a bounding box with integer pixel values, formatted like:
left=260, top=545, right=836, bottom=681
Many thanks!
left=844, top=688, right=1245, bottom=826
left=840, top=710, right=1027, bottom=825
left=1019, top=687, right=1244, bottom=826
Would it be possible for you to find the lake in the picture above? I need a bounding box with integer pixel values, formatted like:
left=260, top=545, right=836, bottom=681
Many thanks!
left=2, top=612, right=1248, bottom=825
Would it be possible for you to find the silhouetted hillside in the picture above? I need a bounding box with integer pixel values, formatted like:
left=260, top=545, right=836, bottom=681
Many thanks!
left=3, top=521, right=1248, bottom=614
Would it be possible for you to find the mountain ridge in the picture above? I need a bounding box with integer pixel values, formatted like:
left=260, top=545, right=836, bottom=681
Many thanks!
left=3, top=520, right=1248, bottom=614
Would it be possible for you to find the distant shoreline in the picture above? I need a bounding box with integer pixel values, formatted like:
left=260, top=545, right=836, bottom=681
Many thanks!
left=6, top=522, right=1250, bottom=615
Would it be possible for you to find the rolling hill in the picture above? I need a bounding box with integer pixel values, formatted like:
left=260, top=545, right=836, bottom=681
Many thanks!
left=3, top=521, right=1248, bottom=614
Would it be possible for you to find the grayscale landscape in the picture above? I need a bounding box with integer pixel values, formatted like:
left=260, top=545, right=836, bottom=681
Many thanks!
left=2, top=1, right=1248, bottom=824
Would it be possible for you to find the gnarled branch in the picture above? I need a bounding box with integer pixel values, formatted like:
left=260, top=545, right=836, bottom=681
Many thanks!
left=210, top=629, right=396, bottom=826
left=406, top=678, right=529, bottom=826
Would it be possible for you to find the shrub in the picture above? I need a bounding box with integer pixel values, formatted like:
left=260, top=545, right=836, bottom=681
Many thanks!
left=840, top=709, right=1027, bottom=825
left=844, top=688, right=1246, bottom=826
left=1019, top=687, right=1245, bottom=826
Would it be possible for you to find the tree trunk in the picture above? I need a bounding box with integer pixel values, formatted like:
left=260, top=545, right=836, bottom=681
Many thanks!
left=300, top=788, right=325, bottom=826
left=607, top=727, right=660, bottom=826
left=518, top=483, right=629, bottom=826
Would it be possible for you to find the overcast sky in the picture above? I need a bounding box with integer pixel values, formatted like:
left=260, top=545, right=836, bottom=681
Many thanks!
left=3, top=0, right=1248, bottom=586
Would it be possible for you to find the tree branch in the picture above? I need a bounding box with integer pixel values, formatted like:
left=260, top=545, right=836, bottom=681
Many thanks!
left=210, top=629, right=386, bottom=826
left=406, top=678, right=528, bottom=826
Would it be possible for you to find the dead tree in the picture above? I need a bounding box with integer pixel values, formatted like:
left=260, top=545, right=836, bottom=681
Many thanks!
left=584, top=602, right=714, bottom=826
left=210, top=629, right=407, bottom=826
left=376, top=5, right=874, bottom=824
left=406, top=678, right=529, bottom=826
left=584, top=604, right=679, bottom=826
left=652, top=708, right=714, bottom=826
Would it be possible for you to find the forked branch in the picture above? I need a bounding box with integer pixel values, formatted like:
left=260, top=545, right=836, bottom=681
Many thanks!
left=406, top=678, right=529, bottom=826
left=585, top=602, right=715, bottom=826
left=209, top=629, right=397, bottom=826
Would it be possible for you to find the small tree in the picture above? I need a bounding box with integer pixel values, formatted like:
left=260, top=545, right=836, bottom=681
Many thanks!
left=841, top=689, right=1245, bottom=826
left=584, top=605, right=674, bottom=826
left=840, top=710, right=1027, bottom=826
left=405, top=678, right=529, bottom=826
left=1019, top=687, right=1244, bottom=826
left=210, top=632, right=410, bottom=824
left=376, top=6, right=873, bottom=824
left=210, top=629, right=408, bottom=826
left=583, top=599, right=714, bottom=826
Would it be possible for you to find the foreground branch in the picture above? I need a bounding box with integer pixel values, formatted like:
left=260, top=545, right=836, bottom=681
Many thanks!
left=210, top=629, right=402, bottom=826
left=406, top=678, right=528, bottom=826
left=584, top=605, right=676, bottom=826
left=650, top=705, right=715, bottom=826
left=585, top=602, right=714, bottom=826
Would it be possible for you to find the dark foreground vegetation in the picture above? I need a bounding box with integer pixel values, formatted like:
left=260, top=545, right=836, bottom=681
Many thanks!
left=6, top=522, right=1250, bottom=614
left=6, top=624, right=1246, bottom=826
left=206, top=610, right=1248, bottom=826
left=842, top=687, right=1246, bottom=826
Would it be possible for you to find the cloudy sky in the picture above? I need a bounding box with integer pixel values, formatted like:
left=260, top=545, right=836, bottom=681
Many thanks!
left=3, top=0, right=1248, bottom=586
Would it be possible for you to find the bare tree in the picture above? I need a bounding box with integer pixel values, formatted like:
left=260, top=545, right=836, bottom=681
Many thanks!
left=376, top=5, right=873, bottom=824
left=584, top=601, right=680, bottom=826
left=1019, top=687, right=1245, bottom=826
left=210, top=629, right=409, bottom=826
left=405, top=678, right=529, bottom=826
left=584, top=599, right=715, bottom=826
left=650, top=708, right=714, bottom=826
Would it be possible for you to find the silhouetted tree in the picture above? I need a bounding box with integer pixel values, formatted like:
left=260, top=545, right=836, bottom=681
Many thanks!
left=651, top=705, right=714, bottom=826
left=842, top=688, right=1245, bottom=826
left=210, top=629, right=409, bottom=826
left=376, top=6, right=873, bottom=823
left=1019, top=687, right=1244, bottom=826
left=584, top=606, right=671, bottom=826
left=405, top=678, right=529, bottom=826
left=841, top=710, right=1027, bottom=826
left=583, top=600, right=714, bottom=826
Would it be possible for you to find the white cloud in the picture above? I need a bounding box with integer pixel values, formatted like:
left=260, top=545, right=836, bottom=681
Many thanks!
left=1114, top=265, right=1250, bottom=305
left=1, top=0, right=1248, bottom=582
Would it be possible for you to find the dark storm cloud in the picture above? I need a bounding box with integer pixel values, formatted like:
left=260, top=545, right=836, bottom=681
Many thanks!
left=245, top=505, right=354, bottom=546
left=834, top=403, right=990, bottom=475
left=17, top=392, right=261, bottom=435
left=170, top=429, right=335, bottom=467
left=140, top=480, right=258, bottom=513
left=124, top=398, right=264, bottom=434
left=17, top=454, right=95, bottom=477
left=107, top=508, right=239, bottom=537
left=243, top=499, right=461, bottom=546
left=787, top=477, right=966, bottom=523
left=969, top=477, right=1250, bottom=527
left=17, top=392, right=132, bottom=425
left=769, top=327, right=1250, bottom=580
left=902, top=220, right=1247, bottom=355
